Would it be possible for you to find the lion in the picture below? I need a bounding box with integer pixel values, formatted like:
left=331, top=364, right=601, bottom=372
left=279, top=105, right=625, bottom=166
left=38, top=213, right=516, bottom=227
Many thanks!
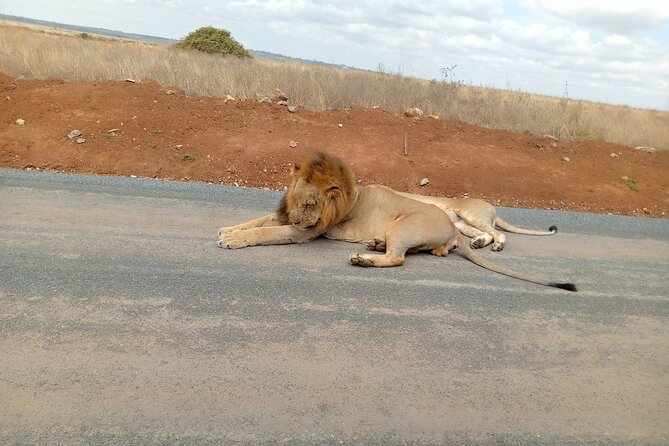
left=218, top=152, right=576, bottom=292
left=395, top=192, right=558, bottom=252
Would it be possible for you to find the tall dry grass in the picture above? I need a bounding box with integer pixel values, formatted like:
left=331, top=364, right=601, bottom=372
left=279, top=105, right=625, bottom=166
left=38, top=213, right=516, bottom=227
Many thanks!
left=1, top=22, right=667, bottom=149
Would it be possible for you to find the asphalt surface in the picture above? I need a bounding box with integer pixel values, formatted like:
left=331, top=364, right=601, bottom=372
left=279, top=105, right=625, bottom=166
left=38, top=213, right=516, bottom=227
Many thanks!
left=1, top=168, right=668, bottom=445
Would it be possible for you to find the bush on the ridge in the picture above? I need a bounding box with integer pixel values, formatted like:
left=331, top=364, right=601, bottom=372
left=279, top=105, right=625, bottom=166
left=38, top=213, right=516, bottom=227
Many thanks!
left=174, top=26, right=251, bottom=58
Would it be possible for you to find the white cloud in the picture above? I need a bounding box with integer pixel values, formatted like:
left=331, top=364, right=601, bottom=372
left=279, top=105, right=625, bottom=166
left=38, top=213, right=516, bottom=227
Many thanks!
left=540, top=0, right=669, bottom=33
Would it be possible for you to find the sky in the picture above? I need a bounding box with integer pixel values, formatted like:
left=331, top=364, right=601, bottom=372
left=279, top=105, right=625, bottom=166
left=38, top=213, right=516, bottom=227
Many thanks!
left=2, top=0, right=668, bottom=110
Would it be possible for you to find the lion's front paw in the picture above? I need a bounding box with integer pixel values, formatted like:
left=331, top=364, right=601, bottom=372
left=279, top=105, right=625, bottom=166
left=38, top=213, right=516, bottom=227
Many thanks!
left=218, top=226, right=234, bottom=237
left=218, top=229, right=250, bottom=249
left=366, top=237, right=386, bottom=252
left=350, top=253, right=373, bottom=267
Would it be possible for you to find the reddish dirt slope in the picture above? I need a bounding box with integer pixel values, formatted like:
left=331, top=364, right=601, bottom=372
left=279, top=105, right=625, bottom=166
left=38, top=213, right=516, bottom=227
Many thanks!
left=1, top=72, right=667, bottom=217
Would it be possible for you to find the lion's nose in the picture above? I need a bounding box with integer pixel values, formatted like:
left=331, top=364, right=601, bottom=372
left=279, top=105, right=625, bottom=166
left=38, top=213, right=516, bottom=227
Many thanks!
left=289, top=215, right=301, bottom=225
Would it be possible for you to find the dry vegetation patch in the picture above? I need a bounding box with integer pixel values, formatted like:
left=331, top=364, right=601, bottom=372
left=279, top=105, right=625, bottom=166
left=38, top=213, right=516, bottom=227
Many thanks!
left=0, top=21, right=667, bottom=149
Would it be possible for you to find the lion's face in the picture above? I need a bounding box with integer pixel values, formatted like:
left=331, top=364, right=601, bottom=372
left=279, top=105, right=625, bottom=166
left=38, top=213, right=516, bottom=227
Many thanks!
left=277, top=152, right=358, bottom=232
left=286, top=178, right=337, bottom=230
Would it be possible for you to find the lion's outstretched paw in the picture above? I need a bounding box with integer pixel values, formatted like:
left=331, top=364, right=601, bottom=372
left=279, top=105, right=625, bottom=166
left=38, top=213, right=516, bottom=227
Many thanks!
left=491, top=241, right=505, bottom=252
left=470, top=235, right=488, bottom=249
left=350, top=253, right=373, bottom=267
left=218, top=229, right=249, bottom=249
left=218, top=226, right=234, bottom=237
left=366, top=237, right=386, bottom=252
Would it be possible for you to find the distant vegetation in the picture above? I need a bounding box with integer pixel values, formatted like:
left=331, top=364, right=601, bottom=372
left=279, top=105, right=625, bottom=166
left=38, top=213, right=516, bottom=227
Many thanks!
left=0, top=20, right=667, bottom=149
left=174, top=26, right=251, bottom=58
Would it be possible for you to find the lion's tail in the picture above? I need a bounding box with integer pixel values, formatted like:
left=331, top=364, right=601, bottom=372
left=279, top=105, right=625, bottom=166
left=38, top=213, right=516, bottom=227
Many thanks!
left=494, top=217, right=558, bottom=236
left=456, top=234, right=577, bottom=292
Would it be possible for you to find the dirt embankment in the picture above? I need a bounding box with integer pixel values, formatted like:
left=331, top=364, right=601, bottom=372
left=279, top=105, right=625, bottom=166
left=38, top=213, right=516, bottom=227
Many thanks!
left=1, top=72, right=667, bottom=217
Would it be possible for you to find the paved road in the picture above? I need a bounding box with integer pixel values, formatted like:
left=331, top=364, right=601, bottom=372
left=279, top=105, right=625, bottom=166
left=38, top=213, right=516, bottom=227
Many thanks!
left=1, top=168, right=668, bottom=445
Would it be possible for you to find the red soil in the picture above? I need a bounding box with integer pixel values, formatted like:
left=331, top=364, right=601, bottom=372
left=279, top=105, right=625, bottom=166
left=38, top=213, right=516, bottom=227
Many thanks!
left=1, top=72, right=667, bottom=217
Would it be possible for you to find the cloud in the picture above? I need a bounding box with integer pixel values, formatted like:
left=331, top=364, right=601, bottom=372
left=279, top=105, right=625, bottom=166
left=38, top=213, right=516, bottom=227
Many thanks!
left=540, top=0, right=669, bottom=33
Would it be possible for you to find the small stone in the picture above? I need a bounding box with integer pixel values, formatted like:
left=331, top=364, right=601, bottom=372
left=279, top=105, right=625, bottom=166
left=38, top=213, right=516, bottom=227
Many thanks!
left=224, top=95, right=235, bottom=102
left=5, top=96, right=10, bottom=100
left=338, top=123, right=343, bottom=128
left=419, top=178, right=429, bottom=186
left=287, top=105, right=298, bottom=113
left=257, top=97, right=272, bottom=104
left=543, top=134, right=559, bottom=142
left=610, top=153, right=618, bottom=157
left=404, top=107, right=424, bottom=118
left=289, top=141, right=298, bottom=148
left=15, top=119, right=25, bottom=126
left=551, top=142, right=557, bottom=148
left=75, top=137, right=86, bottom=144
left=125, top=78, right=138, bottom=83
left=633, top=146, right=656, bottom=153
left=621, top=176, right=629, bottom=181
left=562, top=157, right=570, bottom=162
left=271, top=88, right=288, bottom=102
left=68, top=130, right=82, bottom=139
left=107, top=128, right=120, bottom=134
left=165, top=90, right=176, bottom=95
left=428, top=114, right=439, bottom=120
left=277, top=100, right=288, bottom=106
left=176, top=144, right=184, bottom=149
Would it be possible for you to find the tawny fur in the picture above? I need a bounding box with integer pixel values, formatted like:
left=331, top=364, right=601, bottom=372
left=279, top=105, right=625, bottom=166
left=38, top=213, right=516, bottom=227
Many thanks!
left=218, top=152, right=576, bottom=291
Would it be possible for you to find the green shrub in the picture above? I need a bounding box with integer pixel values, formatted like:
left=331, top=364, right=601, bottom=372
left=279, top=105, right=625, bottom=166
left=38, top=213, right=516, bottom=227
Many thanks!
left=174, top=26, right=251, bottom=58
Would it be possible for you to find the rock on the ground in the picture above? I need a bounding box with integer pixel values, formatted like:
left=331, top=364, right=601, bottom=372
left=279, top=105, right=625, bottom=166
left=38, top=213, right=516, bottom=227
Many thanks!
left=287, top=105, right=298, bottom=113
left=75, top=137, right=86, bottom=144
left=15, top=119, right=25, bottom=126
left=67, top=130, right=82, bottom=139
left=405, top=107, right=424, bottom=118
left=272, top=88, right=288, bottom=102
left=420, top=178, right=430, bottom=186
left=289, top=141, right=298, bottom=148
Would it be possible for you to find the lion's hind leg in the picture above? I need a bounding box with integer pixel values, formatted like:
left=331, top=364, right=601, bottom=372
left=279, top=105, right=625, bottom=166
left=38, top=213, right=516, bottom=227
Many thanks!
left=352, top=212, right=453, bottom=267
left=454, top=220, right=492, bottom=249
left=458, top=215, right=506, bottom=251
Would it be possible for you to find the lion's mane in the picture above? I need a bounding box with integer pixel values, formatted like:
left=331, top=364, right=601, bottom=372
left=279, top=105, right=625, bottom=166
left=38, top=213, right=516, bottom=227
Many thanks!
left=277, top=152, right=358, bottom=230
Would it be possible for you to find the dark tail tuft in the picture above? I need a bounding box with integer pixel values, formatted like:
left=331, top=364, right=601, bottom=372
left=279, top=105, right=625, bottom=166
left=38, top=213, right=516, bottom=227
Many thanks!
left=553, top=282, right=577, bottom=292
left=549, top=225, right=558, bottom=233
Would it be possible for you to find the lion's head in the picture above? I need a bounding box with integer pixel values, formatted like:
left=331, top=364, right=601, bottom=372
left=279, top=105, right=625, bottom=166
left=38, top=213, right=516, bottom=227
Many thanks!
left=277, top=152, right=358, bottom=231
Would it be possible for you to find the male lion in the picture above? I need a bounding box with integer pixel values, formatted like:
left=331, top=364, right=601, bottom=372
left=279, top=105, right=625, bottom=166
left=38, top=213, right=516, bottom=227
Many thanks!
left=218, top=152, right=576, bottom=292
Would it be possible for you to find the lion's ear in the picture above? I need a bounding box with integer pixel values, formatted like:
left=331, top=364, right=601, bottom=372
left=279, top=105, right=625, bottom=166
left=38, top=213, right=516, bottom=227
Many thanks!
left=325, top=185, right=341, bottom=199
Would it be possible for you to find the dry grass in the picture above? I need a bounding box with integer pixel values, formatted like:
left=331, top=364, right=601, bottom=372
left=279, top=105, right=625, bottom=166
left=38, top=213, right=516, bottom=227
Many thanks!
left=1, top=21, right=667, bottom=149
